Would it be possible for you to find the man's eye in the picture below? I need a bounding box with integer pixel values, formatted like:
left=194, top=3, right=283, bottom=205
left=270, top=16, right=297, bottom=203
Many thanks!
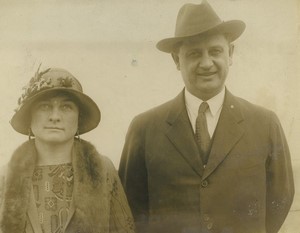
left=210, top=49, right=222, bottom=55
left=187, top=51, right=200, bottom=57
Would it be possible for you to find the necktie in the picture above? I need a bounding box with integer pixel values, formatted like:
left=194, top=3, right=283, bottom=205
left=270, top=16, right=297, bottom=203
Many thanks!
left=195, top=102, right=211, bottom=164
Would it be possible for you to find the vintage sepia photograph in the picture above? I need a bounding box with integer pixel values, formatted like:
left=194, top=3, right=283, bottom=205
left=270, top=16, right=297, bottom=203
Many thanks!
left=0, top=0, right=299, bottom=232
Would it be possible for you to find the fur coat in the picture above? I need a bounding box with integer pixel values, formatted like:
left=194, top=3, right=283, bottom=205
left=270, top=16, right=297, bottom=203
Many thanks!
left=0, top=139, right=135, bottom=233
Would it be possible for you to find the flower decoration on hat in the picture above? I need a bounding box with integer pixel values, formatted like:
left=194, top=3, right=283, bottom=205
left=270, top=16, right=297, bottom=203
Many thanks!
left=11, top=66, right=101, bottom=135
left=57, top=77, right=73, bottom=88
left=15, top=65, right=76, bottom=112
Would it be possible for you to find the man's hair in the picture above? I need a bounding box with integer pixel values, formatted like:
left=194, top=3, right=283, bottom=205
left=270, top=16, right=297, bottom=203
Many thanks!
left=171, top=33, right=232, bottom=54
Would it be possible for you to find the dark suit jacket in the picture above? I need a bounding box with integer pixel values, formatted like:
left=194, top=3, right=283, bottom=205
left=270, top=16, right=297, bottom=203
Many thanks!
left=119, top=90, right=294, bottom=233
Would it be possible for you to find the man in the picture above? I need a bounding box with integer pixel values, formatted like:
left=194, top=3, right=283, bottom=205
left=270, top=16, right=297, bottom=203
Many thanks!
left=119, top=1, right=294, bottom=233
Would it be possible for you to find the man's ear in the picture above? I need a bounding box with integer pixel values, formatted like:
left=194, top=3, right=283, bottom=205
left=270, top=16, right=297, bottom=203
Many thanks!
left=172, top=53, right=181, bottom=70
left=229, top=44, right=234, bottom=66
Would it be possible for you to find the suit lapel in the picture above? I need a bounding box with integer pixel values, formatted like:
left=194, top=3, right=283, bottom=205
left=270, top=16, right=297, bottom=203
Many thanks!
left=165, top=91, right=204, bottom=176
left=202, top=91, right=245, bottom=180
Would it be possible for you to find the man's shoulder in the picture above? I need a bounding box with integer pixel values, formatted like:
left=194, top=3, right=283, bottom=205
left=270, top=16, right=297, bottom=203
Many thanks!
left=0, top=165, right=6, bottom=177
left=0, top=164, right=7, bottom=197
left=139, top=99, right=175, bottom=117
left=133, top=93, right=182, bottom=123
left=124, top=93, right=185, bottom=135
left=232, top=94, right=276, bottom=120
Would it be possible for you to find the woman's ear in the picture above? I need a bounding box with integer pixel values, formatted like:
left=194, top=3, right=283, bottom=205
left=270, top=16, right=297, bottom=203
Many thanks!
left=78, top=112, right=82, bottom=128
left=229, top=44, right=234, bottom=66
left=28, top=127, right=34, bottom=141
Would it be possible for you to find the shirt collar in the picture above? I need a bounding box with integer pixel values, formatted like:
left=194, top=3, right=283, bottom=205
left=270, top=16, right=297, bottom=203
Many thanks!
left=184, top=87, right=225, bottom=117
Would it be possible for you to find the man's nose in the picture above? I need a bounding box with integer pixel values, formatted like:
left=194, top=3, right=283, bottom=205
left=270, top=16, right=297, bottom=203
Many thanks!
left=198, top=53, right=213, bottom=70
left=49, top=107, right=61, bottom=122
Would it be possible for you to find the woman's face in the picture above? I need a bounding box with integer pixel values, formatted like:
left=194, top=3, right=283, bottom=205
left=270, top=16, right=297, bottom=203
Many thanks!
left=30, top=94, right=79, bottom=145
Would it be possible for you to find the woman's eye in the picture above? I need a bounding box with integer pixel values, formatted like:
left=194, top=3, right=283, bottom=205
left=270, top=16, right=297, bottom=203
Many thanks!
left=62, top=104, right=72, bottom=110
left=38, top=104, right=50, bottom=110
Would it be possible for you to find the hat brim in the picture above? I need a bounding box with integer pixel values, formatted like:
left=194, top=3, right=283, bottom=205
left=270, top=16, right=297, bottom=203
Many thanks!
left=10, top=88, right=101, bottom=135
left=156, top=20, right=246, bottom=53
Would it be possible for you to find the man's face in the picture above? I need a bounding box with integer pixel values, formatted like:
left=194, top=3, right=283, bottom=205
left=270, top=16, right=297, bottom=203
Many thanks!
left=173, top=34, right=234, bottom=100
left=31, top=94, right=79, bottom=145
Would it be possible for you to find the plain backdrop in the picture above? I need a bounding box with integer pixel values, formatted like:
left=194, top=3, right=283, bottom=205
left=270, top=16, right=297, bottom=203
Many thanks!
left=0, top=0, right=299, bottom=231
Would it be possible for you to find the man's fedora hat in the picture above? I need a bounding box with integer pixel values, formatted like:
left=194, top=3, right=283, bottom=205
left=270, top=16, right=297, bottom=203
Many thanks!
left=11, top=67, right=101, bottom=135
left=156, top=0, right=246, bottom=53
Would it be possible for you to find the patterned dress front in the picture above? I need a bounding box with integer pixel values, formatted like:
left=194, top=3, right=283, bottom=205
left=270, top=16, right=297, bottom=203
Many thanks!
left=32, top=163, right=74, bottom=233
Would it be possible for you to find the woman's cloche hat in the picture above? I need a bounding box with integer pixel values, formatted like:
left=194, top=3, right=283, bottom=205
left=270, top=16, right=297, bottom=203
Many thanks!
left=156, top=0, right=246, bottom=53
left=10, top=66, right=101, bottom=135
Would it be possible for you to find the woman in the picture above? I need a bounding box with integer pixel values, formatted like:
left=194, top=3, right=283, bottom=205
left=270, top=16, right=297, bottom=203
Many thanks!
left=0, top=67, right=135, bottom=233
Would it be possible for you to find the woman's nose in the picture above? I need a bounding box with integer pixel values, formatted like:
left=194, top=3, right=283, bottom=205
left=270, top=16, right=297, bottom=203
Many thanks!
left=48, top=107, right=61, bottom=122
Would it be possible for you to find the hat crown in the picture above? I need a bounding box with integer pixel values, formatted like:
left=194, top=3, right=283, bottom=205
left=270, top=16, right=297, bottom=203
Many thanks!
left=156, top=0, right=245, bottom=53
left=16, top=68, right=82, bottom=112
left=11, top=66, right=101, bottom=135
left=175, top=0, right=222, bottom=37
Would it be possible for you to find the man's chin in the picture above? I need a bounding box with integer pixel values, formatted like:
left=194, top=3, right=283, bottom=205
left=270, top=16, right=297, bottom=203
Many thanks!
left=190, top=86, right=223, bottom=100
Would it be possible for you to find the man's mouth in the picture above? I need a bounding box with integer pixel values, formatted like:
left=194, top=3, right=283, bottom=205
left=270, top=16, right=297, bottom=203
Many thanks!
left=197, top=72, right=217, bottom=76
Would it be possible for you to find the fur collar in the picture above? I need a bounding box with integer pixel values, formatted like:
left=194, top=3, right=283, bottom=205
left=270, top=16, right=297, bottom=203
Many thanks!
left=0, top=139, right=113, bottom=233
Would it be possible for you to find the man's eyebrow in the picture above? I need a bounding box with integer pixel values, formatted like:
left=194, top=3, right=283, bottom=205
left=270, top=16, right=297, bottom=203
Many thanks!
left=209, top=44, right=224, bottom=48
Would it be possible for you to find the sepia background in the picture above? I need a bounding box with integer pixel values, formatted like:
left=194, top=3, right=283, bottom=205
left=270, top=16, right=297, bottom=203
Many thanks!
left=0, top=0, right=299, bottom=231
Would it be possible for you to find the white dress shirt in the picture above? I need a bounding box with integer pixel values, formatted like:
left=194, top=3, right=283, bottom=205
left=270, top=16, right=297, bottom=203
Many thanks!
left=185, top=88, right=225, bottom=138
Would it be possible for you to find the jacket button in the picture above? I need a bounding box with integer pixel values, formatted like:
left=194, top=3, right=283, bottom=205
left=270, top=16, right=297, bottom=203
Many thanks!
left=203, top=214, right=210, bottom=221
left=201, top=180, right=208, bottom=188
left=207, top=222, right=213, bottom=230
